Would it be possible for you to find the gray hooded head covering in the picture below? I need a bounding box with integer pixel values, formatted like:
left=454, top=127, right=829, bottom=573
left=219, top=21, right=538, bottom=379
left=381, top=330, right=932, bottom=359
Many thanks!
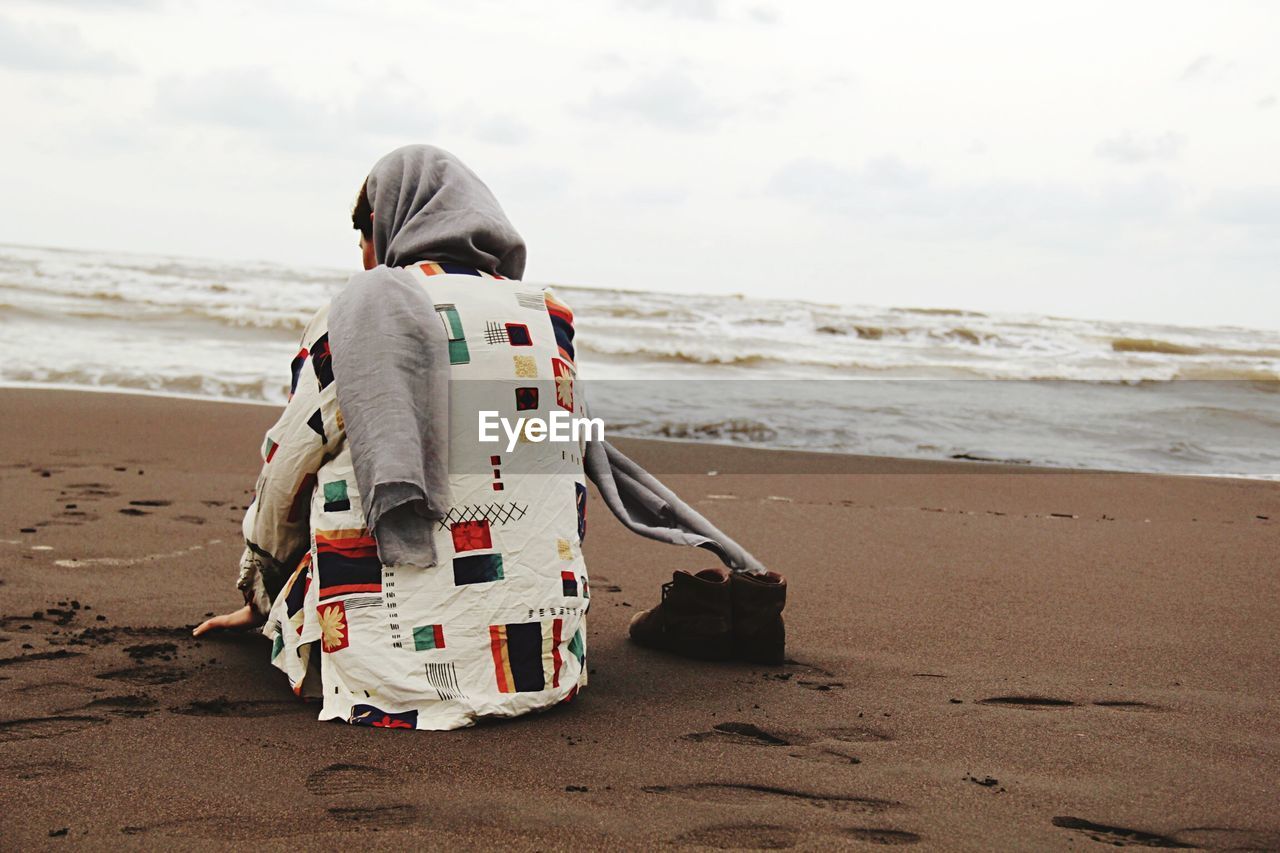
left=365, top=144, right=526, bottom=279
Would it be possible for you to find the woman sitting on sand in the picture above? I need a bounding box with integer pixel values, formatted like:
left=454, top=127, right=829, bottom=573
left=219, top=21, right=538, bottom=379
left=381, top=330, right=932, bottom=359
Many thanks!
left=194, top=145, right=783, bottom=731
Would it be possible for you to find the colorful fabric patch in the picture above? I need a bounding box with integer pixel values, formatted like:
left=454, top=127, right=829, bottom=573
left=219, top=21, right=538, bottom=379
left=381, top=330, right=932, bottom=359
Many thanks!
left=568, top=628, right=585, bottom=665
left=575, top=481, right=587, bottom=542
left=311, top=334, right=334, bottom=389
left=287, top=473, right=317, bottom=524
left=515, top=386, right=539, bottom=411
left=412, top=624, right=446, bottom=651
left=489, top=618, right=564, bottom=693
left=316, top=529, right=381, bottom=600
left=450, top=519, right=492, bottom=552
left=264, top=438, right=279, bottom=463
left=561, top=570, right=578, bottom=597
left=307, top=409, right=327, bottom=443
left=506, top=323, right=532, bottom=346
left=288, top=347, right=309, bottom=398
left=317, top=601, right=349, bottom=653
left=453, top=553, right=504, bottom=585
left=436, top=304, right=469, bottom=365
left=322, top=479, right=350, bottom=512
left=271, top=627, right=284, bottom=660
left=283, top=553, right=310, bottom=619
left=545, top=292, right=576, bottom=363
left=420, top=262, right=484, bottom=277
left=553, top=357, right=574, bottom=412
left=513, top=355, right=537, bottom=378
left=349, top=703, right=417, bottom=729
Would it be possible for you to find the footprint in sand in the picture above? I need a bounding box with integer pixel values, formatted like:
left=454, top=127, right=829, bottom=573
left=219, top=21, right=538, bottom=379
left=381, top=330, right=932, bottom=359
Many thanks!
left=763, top=660, right=846, bottom=692
left=169, top=698, right=302, bottom=718
left=122, top=815, right=282, bottom=840
left=977, top=695, right=1075, bottom=709
left=65, top=483, right=119, bottom=499
left=1052, top=816, right=1193, bottom=848
left=0, top=715, right=108, bottom=743
left=0, top=650, right=85, bottom=668
left=978, top=696, right=1165, bottom=712
left=672, top=823, right=799, bottom=849
left=0, top=759, right=87, bottom=781
left=684, top=722, right=797, bottom=747
left=305, top=763, right=397, bottom=798
left=326, top=804, right=419, bottom=828
left=643, top=782, right=897, bottom=814
left=80, top=694, right=158, bottom=718
left=683, top=721, right=890, bottom=767
left=842, top=828, right=922, bottom=846
left=1091, top=700, right=1164, bottom=712
left=95, top=665, right=188, bottom=686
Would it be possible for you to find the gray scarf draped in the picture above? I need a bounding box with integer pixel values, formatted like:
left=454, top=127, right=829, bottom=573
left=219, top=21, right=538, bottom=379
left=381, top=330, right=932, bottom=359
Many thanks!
left=330, top=144, right=764, bottom=573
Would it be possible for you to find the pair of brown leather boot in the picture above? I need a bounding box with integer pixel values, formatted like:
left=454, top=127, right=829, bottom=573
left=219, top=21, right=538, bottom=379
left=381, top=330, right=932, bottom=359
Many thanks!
left=628, top=568, right=787, bottom=664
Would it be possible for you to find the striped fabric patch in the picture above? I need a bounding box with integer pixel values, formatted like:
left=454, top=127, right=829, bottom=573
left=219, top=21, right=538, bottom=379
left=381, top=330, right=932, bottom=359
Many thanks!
left=418, top=261, right=496, bottom=277
left=425, top=662, right=464, bottom=701
left=316, top=528, right=381, bottom=600
left=453, top=553, right=503, bottom=585
left=516, top=291, right=546, bottom=311
left=435, top=304, right=470, bottom=365
left=413, top=624, right=446, bottom=651
left=544, top=291, right=575, bottom=363
left=489, top=618, right=565, bottom=693
left=561, top=570, right=578, bottom=597
left=322, top=479, right=350, bottom=512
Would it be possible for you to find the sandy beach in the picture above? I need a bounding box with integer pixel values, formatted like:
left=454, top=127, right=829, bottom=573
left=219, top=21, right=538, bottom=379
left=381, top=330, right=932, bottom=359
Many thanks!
left=1, top=386, right=1278, bottom=850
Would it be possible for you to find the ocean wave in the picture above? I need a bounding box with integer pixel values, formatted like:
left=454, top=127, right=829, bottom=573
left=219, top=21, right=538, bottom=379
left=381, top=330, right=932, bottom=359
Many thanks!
left=0, top=368, right=286, bottom=403
left=1112, top=337, right=1204, bottom=355
left=1173, top=367, right=1280, bottom=385
left=1112, top=337, right=1280, bottom=359
left=814, top=323, right=1000, bottom=345
left=579, top=342, right=772, bottom=367
left=641, top=418, right=779, bottom=443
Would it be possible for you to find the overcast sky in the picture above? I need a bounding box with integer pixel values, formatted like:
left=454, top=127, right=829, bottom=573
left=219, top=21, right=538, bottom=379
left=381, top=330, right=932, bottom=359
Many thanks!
left=2, top=0, right=1277, bottom=329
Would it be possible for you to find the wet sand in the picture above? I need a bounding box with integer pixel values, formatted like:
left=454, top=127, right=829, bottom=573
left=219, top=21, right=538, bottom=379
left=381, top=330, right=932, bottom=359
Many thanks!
left=1, top=387, right=1278, bottom=850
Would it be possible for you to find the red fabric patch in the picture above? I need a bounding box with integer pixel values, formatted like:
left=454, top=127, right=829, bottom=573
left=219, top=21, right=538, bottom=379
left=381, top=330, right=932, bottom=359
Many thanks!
left=450, top=520, right=492, bottom=552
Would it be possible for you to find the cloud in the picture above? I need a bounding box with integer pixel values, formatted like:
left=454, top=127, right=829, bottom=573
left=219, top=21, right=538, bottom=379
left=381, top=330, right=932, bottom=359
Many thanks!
left=1095, top=132, right=1185, bottom=165
left=617, top=0, right=721, bottom=21
left=0, top=15, right=129, bottom=73
left=766, top=156, right=933, bottom=217
left=155, top=68, right=436, bottom=147
left=766, top=156, right=1180, bottom=236
left=468, top=115, right=534, bottom=146
left=32, top=0, right=158, bottom=6
left=157, top=70, right=320, bottom=134
left=617, top=0, right=777, bottom=23
left=1201, top=189, right=1280, bottom=226
left=1178, top=54, right=1235, bottom=83
left=581, top=69, right=730, bottom=131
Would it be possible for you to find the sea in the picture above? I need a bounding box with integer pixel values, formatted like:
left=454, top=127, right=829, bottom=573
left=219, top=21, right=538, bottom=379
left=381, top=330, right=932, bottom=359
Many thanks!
left=2, top=243, right=1278, bottom=479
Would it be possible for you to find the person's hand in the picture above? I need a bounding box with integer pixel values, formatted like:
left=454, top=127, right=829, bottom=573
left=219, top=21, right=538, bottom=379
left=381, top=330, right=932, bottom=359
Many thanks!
left=193, top=604, right=262, bottom=637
